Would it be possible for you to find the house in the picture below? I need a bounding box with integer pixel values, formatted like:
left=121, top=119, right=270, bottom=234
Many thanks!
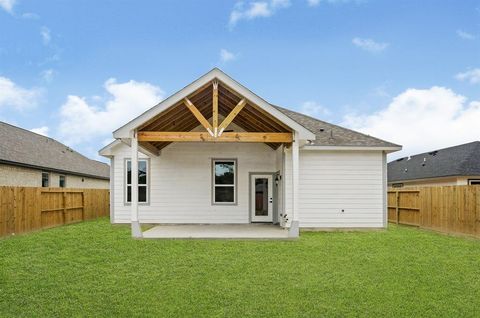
left=388, top=141, right=480, bottom=188
left=0, top=122, right=109, bottom=189
left=99, top=68, right=401, bottom=238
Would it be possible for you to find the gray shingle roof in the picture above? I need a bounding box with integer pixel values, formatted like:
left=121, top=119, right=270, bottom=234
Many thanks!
left=274, top=105, right=400, bottom=148
left=388, top=141, right=480, bottom=182
left=0, top=122, right=109, bottom=180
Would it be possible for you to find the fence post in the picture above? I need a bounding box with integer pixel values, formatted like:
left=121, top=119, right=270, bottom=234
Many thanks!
left=81, top=191, right=85, bottom=221
left=396, top=191, right=400, bottom=224
left=62, top=190, right=67, bottom=225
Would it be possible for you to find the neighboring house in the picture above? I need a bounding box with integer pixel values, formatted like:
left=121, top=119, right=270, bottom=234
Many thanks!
left=100, top=68, right=401, bottom=238
left=388, top=141, right=480, bottom=188
left=0, top=122, right=109, bottom=189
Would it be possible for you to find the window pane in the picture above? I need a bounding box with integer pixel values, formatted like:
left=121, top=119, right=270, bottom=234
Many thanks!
left=139, top=186, right=147, bottom=202
left=215, top=161, right=234, bottom=185
left=127, top=186, right=131, bottom=202
left=59, top=176, right=65, bottom=188
left=215, top=186, right=234, bottom=203
left=126, top=161, right=132, bottom=184
left=42, top=173, right=49, bottom=187
left=138, top=161, right=147, bottom=185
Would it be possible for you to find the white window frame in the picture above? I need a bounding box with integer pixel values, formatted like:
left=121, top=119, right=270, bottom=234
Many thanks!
left=125, top=159, right=149, bottom=205
left=212, top=159, right=237, bottom=205
left=468, top=179, right=480, bottom=185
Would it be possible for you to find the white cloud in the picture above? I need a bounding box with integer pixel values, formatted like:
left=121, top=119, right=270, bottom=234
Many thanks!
left=41, top=69, right=55, bottom=83
left=229, top=0, right=291, bottom=27
left=30, top=126, right=49, bottom=137
left=0, top=76, right=42, bottom=110
left=40, top=26, right=51, bottom=45
left=220, top=49, right=237, bottom=63
left=342, top=87, right=480, bottom=159
left=0, top=0, right=15, bottom=13
left=58, top=78, right=164, bottom=145
left=457, top=30, right=475, bottom=40
left=300, top=101, right=331, bottom=118
left=352, top=37, right=389, bottom=53
left=455, top=68, right=480, bottom=84
left=22, top=12, right=40, bottom=19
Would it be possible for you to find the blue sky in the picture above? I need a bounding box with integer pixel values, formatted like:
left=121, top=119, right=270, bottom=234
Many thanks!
left=0, top=0, right=479, bottom=161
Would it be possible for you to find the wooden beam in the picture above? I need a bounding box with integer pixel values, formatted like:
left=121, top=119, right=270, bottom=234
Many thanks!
left=138, top=131, right=293, bottom=143
left=212, top=80, right=218, bottom=135
left=139, top=141, right=160, bottom=156
left=218, top=98, right=247, bottom=136
left=183, top=97, right=214, bottom=136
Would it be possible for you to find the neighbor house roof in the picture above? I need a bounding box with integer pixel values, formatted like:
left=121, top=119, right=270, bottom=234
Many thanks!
left=0, top=122, right=110, bottom=180
left=388, top=141, right=480, bottom=182
left=274, top=106, right=400, bottom=148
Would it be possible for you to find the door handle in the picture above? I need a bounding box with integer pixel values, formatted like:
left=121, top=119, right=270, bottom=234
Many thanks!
left=269, top=198, right=273, bottom=203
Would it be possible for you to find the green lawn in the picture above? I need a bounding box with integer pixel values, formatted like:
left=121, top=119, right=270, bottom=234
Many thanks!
left=1, top=219, right=480, bottom=317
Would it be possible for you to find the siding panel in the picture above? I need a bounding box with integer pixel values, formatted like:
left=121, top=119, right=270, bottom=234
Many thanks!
left=112, top=142, right=276, bottom=223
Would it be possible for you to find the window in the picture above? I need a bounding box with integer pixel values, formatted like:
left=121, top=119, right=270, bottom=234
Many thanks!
left=212, top=159, right=236, bottom=204
left=126, top=159, right=148, bottom=203
left=41, top=172, right=49, bottom=187
left=59, top=175, right=66, bottom=188
left=469, top=179, right=480, bottom=185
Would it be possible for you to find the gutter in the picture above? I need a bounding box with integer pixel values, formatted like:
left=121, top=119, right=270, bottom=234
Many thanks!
left=0, top=159, right=110, bottom=181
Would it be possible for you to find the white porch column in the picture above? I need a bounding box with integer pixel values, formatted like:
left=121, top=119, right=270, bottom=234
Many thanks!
left=289, top=131, right=300, bottom=237
left=131, top=130, right=142, bottom=238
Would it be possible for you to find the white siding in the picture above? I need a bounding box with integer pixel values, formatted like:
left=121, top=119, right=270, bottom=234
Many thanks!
left=112, top=142, right=277, bottom=224
left=285, top=149, right=385, bottom=228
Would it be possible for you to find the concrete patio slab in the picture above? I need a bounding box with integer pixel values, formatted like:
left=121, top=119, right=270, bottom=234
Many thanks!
left=142, top=224, right=291, bottom=239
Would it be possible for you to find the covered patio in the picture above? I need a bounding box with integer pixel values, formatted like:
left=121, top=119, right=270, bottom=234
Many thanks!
left=142, top=224, right=291, bottom=239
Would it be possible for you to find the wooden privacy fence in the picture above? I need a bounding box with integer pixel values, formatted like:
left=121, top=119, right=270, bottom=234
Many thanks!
left=388, top=186, right=480, bottom=237
left=0, top=187, right=109, bottom=237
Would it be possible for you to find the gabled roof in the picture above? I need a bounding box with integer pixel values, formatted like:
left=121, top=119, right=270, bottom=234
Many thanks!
left=102, top=68, right=400, bottom=154
left=388, top=141, right=480, bottom=182
left=113, top=68, right=316, bottom=140
left=274, top=106, right=400, bottom=148
left=0, top=122, right=109, bottom=180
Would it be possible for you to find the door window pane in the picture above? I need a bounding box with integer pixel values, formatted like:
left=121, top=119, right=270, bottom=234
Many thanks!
left=255, top=178, right=268, bottom=216
left=215, top=186, right=234, bottom=202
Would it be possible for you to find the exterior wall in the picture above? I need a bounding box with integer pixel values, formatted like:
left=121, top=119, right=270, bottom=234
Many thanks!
left=111, top=141, right=277, bottom=224
left=285, top=150, right=385, bottom=228
left=388, top=176, right=480, bottom=188
left=0, top=163, right=109, bottom=189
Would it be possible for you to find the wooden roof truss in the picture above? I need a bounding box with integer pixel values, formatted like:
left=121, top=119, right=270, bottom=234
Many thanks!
left=137, top=80, right=293, bottom=151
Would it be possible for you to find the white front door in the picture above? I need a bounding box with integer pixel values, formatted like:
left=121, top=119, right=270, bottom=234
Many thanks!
left=251, top=174, right=273, bottom=222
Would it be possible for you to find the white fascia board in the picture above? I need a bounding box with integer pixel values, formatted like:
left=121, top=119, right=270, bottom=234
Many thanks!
left=303, top=145, right=402, bottom=153
left=113, top=68, right=316, bottom=140
left=98, top=138, right=160, bottom=158
left=98, top=139, right=121, bottom=157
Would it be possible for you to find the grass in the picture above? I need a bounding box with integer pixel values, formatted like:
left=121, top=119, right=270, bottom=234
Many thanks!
left=1, top=219, right=480, bottom=317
